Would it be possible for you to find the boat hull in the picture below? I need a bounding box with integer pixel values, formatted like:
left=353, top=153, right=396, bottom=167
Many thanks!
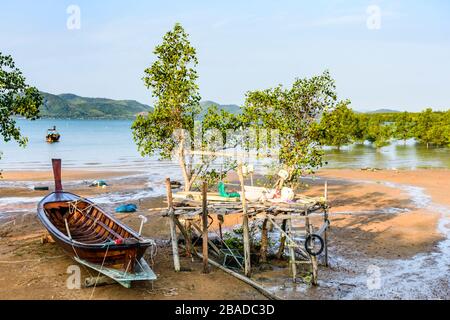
left=37, top=192, right=151, bottom=272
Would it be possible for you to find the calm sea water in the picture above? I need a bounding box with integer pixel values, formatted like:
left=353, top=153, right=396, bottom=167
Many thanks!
left=0, top=119, right=174, bottom=172
left=1, top=119, right=450, bottom=172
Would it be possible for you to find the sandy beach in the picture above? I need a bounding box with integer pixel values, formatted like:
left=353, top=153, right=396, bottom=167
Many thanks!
left=1, top=168, right=449, bottom=299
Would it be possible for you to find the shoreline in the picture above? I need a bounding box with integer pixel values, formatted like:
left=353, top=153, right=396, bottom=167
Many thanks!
left=1, top=167, right=450, bottom=299
left=0, top=169, right=141, bottom=182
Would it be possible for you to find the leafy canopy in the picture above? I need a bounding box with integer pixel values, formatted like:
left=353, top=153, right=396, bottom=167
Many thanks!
left=318, top=100, right=356, bottom=149
left=132, top=23, right=201, bottom=160
left=243, top=70, right=339, bottom=181
left=1, top=52, right=42, bottom=146
left=132, top=23, right=244, bottom=190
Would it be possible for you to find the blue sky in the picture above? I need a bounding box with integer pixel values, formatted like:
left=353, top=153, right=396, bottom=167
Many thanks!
left=1, top=0, right=449, bottom=111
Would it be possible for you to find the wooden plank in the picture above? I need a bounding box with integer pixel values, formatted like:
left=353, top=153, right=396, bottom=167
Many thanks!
left=266, top=216, right=309, bottom=257
left=187, top=248, right=281, bottom=300
left=324, top=181, right=329, bottom=267
left=173, top=191, right=240, bottom=202
left=191, top=221, right=221, bottom=256
left=238, top=165, right=252, bottom=277
left=202, top=181, right=209, bottom=273
left=52, top=159, right=63, bottom=192
left=166, top=178, right=180, bottom=272
left=306, top=213, right=318, bottom=286
left=173, top=216, right=192, bottom=258
left=287, top=218, right=297, bottom=282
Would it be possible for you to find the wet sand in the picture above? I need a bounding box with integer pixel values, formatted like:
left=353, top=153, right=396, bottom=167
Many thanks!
left=1, top=168, right=449, bottom=299
left=1, top=170, right=138, bottom=182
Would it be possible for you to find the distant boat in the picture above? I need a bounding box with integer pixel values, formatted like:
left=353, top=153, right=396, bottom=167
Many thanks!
left=37, top=159, right=156, bottom=287
left=46, top=126, right=60, bottom=143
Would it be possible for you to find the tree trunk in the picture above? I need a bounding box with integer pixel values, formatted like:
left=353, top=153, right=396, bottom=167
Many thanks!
left=177, top=133, right=192, bottom=192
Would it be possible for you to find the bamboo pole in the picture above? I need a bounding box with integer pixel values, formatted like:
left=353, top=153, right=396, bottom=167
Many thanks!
left=166, top=178, right=180, bottom=272
left=324, top=180, right=329, bottom=267
left=238, top=165, right=252, bottom=277
left=191, top=250, right=280, bottom=300
left=287, top=218, right=297, bottom=282
left=305, top=212, right=318, bottom=285
left=202, top=181, right=209, bottom=273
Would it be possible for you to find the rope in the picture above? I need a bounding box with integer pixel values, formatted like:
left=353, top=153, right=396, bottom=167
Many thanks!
left=89, top=244, right=109, bottom=300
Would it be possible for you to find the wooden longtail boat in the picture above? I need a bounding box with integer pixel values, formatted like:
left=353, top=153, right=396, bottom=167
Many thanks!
left=46, top=126, right=60, bottom=143
left=37, top=159, right=156, bottom=287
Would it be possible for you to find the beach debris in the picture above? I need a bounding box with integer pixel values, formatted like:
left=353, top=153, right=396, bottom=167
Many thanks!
left=89, top=180, right=108, bottom=188
left=218, top=181, right=240, bottom=198
left=40, top=234, right=55, bottom=244
left=170, top=180, right=182, bottom=189
left=33, top=186, right=49, bottom=191
left=163, top=287, right=179, bottom=297
left=115, top=203, right=138, bottom=213
left=361, top=167, right=382, bottom=172
left=84, top=275, right=116, bottom=288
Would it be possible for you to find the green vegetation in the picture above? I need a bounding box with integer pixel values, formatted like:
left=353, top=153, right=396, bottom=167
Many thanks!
left=132, top=23, right=201, bottom=192
left=199, top=101, right=241, bottom=118
left=132, top=23, right=243, bottom=191
left=318, top=107, right=450, bottom=149
left=132, top=22, right=450, bottom=191
left=1, top=52, right=42, bottom=175
left=40, top=92, right=152, bottom=119
left=317, top=100, right=356, bottom=150
left=243, top=70, right=342, bottom=181
left=40, top=92, right=238, bottom=120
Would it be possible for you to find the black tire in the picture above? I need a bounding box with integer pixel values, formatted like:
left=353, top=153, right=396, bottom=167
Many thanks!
left=304, top=234, right=324, bottom=256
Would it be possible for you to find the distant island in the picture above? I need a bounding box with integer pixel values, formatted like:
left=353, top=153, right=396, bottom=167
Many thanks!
left=367, top=109, right=401, bottom=114
left=40, top=92, right=401, bottom=119
left=39, top=92, right=242, bottom=119
left=39, top=92, right=153, bottom=119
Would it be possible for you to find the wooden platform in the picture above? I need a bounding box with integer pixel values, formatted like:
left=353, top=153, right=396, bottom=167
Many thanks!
left=163, top=180, right=330, bottom=286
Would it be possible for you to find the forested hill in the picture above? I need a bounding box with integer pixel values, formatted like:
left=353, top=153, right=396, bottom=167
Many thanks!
left=39, top=92, right=153, bottom=119
left=39, top=93, right=242, bottom=119
left=199, top=101, right=242, bottom=118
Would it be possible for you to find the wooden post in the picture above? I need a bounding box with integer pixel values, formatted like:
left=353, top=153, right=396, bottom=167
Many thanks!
left=185, top=220, right=193, bottom=258
left=166, top=178, right=180, bottom=272
left=238, top=165, right=252, bottom=277
left=287, top=218, right=297, bottom=282
left=51, top=159, right=63, bottom=192
left=260, top=218, right=269, bottom=263
left=323, top=180, right=329, bottom=267
left=202, top=181, right=209, bottom=273
left=276, top=219, right=287, bottom=259
left=305, top=213, right=318, bottom=285
left=174, top=217, right=191, bottom=258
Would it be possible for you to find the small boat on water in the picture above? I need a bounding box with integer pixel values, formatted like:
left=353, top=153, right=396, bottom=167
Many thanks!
left=37, top=159, right=156, bottom=287
left=46, top=126, right=60, bottom=143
